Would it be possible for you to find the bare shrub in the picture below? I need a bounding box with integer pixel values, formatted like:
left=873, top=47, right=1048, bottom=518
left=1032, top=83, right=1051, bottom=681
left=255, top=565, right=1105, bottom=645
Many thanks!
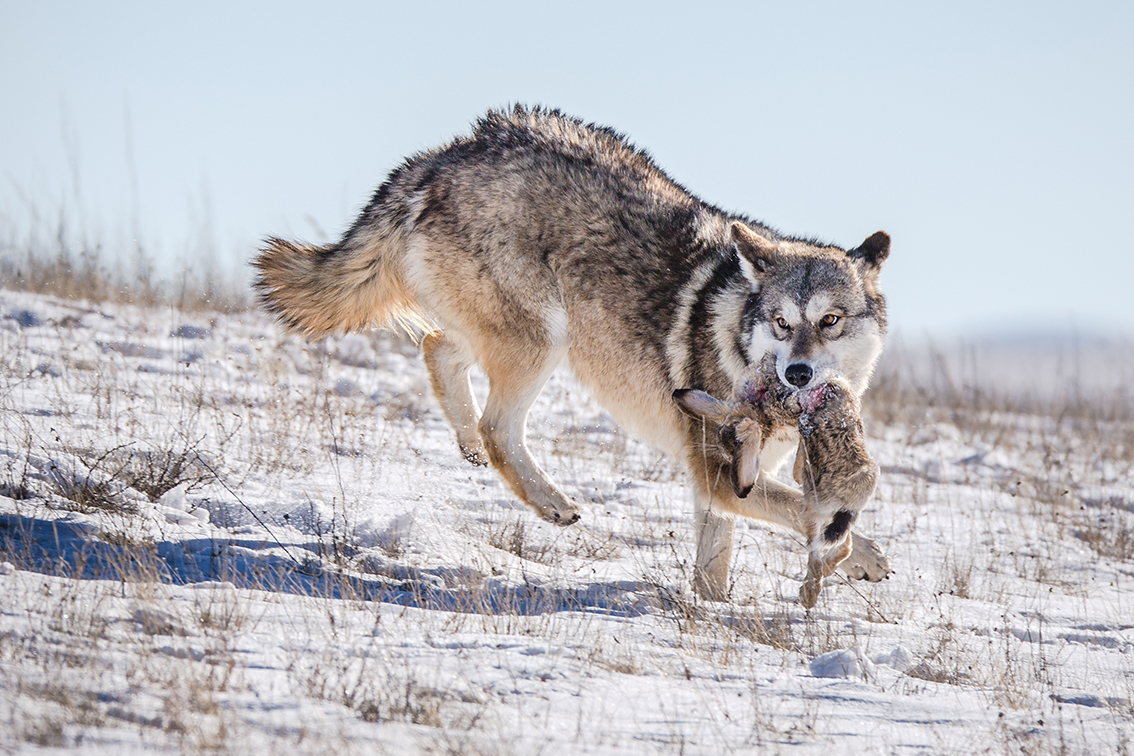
left=562, top=528, right=622, bottom=561
left=113, top=447, right=216, bottom=501
left=49, top=448, right=138, bottom=515
left=1073, top=499, right=1134, bottom=561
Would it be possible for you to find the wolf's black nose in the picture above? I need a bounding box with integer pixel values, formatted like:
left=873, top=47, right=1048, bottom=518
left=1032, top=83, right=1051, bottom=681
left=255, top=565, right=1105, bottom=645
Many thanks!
left=785, top=363, right=812, bottom=387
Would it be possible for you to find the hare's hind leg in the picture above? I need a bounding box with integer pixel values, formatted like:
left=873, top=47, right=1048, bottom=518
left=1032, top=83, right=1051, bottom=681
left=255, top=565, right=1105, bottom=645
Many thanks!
left=839, top=531, right=891, bottom=582
left=799, top=535, right=854, bottom=609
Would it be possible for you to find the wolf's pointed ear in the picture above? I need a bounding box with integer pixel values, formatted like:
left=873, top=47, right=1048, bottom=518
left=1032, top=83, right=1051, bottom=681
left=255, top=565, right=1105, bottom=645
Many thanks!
left=847, top=231, right=890, bottom=275
left=731, top=222, right=777, bottom=287
left=673, top=388, right=732, bottom=423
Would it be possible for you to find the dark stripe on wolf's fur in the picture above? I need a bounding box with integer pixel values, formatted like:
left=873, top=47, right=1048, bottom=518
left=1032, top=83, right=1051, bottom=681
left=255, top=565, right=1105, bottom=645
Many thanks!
left=684, top=255, right=742, bottom=396
left=635, top=204, right=707, bottom=353
left=824, top=510, right=856, bottom=542
left=736, top=291, right=761, bottom=364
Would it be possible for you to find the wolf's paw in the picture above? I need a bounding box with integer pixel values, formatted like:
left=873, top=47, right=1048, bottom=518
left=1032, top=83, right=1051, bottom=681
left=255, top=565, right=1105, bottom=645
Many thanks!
left=459, top=443, right=489, bottom=467
left=552, top=508, right=581, bottom=526
left=692, top=573, right=729, bottom=603
left=529, top=495, right=581, bottom=527
left=693, top=557, right=731, bottom=602
left=840, top=531, right=891, bottom=582
left=537, top=504, right=580, bottom=527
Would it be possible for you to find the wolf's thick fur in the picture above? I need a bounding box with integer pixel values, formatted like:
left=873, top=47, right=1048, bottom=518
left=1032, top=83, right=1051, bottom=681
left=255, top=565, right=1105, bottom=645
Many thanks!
left=254, top=106, right=892, bottom=602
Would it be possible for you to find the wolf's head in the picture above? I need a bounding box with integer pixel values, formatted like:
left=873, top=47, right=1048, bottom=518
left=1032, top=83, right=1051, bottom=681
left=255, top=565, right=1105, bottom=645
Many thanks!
left=732, top=222, right=889, bottom=395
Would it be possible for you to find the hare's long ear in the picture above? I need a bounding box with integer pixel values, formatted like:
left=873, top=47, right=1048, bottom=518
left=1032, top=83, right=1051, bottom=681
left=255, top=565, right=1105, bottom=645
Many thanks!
left=673, top=388, right=732, bottom=423
left=730, top=419, right=763, bottom=499
left=674, top=388, right=763, bottom=499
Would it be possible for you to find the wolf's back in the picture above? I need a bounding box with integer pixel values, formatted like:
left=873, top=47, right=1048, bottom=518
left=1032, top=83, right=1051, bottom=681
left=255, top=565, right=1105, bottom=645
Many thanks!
left=254, top=105, right=695, bottom=338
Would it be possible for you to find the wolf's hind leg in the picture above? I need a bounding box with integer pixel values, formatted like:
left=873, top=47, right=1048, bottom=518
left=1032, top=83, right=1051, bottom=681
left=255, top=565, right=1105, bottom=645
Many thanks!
left=478, top=345, right=579, bottom=526
left=423, top=331, right=487, bottom=466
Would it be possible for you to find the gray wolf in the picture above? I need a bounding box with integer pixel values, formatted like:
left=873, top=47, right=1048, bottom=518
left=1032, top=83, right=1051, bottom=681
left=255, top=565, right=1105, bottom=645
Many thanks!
left=253, top=105, right=891, bottom=602
left=674, top=355, right=879, bottom=607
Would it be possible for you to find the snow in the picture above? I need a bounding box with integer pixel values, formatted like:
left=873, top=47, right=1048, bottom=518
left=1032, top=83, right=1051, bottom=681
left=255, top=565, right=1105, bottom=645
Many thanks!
left=1, top=288, right=1133, bottom=754
left=808, top=648, right=875, bottom=679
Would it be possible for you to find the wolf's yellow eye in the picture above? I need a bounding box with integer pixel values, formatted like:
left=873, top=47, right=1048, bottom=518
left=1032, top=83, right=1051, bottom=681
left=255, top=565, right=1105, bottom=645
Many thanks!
left=775, top=316, right=789, bottom=330
left=820, top=314, right=840, bottom=327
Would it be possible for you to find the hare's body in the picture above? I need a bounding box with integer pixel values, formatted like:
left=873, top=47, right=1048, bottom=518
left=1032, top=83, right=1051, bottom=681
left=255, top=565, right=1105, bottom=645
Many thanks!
left=675, top=358, right=879, bottom=607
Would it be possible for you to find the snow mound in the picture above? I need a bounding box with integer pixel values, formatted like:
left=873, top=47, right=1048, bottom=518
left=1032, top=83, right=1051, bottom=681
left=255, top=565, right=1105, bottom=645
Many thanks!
left=809, top=647, right=876, bottom=679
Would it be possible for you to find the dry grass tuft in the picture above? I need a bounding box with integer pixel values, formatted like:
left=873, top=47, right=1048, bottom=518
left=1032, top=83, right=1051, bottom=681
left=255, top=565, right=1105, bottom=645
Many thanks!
left=1, top=231, right=247, bottom=312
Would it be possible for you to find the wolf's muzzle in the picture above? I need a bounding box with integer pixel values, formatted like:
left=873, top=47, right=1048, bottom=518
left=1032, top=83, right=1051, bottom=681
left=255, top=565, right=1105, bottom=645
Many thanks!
left=785, top=362, right=812, bottom=387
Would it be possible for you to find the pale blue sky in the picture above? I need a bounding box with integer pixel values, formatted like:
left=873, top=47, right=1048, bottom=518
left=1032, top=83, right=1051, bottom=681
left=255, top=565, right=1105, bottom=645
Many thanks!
left=2, top=1, right=1131, bottom=337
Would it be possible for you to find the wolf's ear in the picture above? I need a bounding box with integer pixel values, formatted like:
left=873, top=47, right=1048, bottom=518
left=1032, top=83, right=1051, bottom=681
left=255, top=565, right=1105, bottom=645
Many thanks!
left=731, top=222, right=777, bottom=287
left=673, top=388, right=732, bottom=423
left=847, top=231, right=890, bottom=274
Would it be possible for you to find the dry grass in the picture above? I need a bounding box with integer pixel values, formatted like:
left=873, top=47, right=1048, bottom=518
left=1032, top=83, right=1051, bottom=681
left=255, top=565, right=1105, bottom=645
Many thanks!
left=866, top=342, right=1134, bottom=568
left=1, top=220, right=248, bottom=312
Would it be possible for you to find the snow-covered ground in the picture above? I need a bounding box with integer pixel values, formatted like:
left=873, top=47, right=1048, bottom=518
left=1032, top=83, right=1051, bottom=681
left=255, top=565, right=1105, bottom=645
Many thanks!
left=2, top=288, right=1132, bottom=754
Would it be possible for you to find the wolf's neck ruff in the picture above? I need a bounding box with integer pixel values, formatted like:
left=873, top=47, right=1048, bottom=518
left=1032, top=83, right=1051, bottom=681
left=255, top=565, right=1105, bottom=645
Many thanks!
left=253, top=105, right=892, bottom=604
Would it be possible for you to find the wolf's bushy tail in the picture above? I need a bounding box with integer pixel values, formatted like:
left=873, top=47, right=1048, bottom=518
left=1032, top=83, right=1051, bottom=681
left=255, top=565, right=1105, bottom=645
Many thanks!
left=253, top=224, right=429, bottom=338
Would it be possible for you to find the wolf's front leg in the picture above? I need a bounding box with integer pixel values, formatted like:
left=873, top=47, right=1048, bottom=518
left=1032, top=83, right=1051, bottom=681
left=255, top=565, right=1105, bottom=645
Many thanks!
left=693, top=506, right=735, bottom=601
left=691, top=468, right=809, bottom=601
left=838, top=531, right=891, bottom=581
left=478, top=412, right=580, bottom=526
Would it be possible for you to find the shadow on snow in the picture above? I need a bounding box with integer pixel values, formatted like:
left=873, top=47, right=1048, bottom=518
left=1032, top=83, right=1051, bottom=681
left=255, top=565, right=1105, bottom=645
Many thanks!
left=0, top=514, right=651, bottom=618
